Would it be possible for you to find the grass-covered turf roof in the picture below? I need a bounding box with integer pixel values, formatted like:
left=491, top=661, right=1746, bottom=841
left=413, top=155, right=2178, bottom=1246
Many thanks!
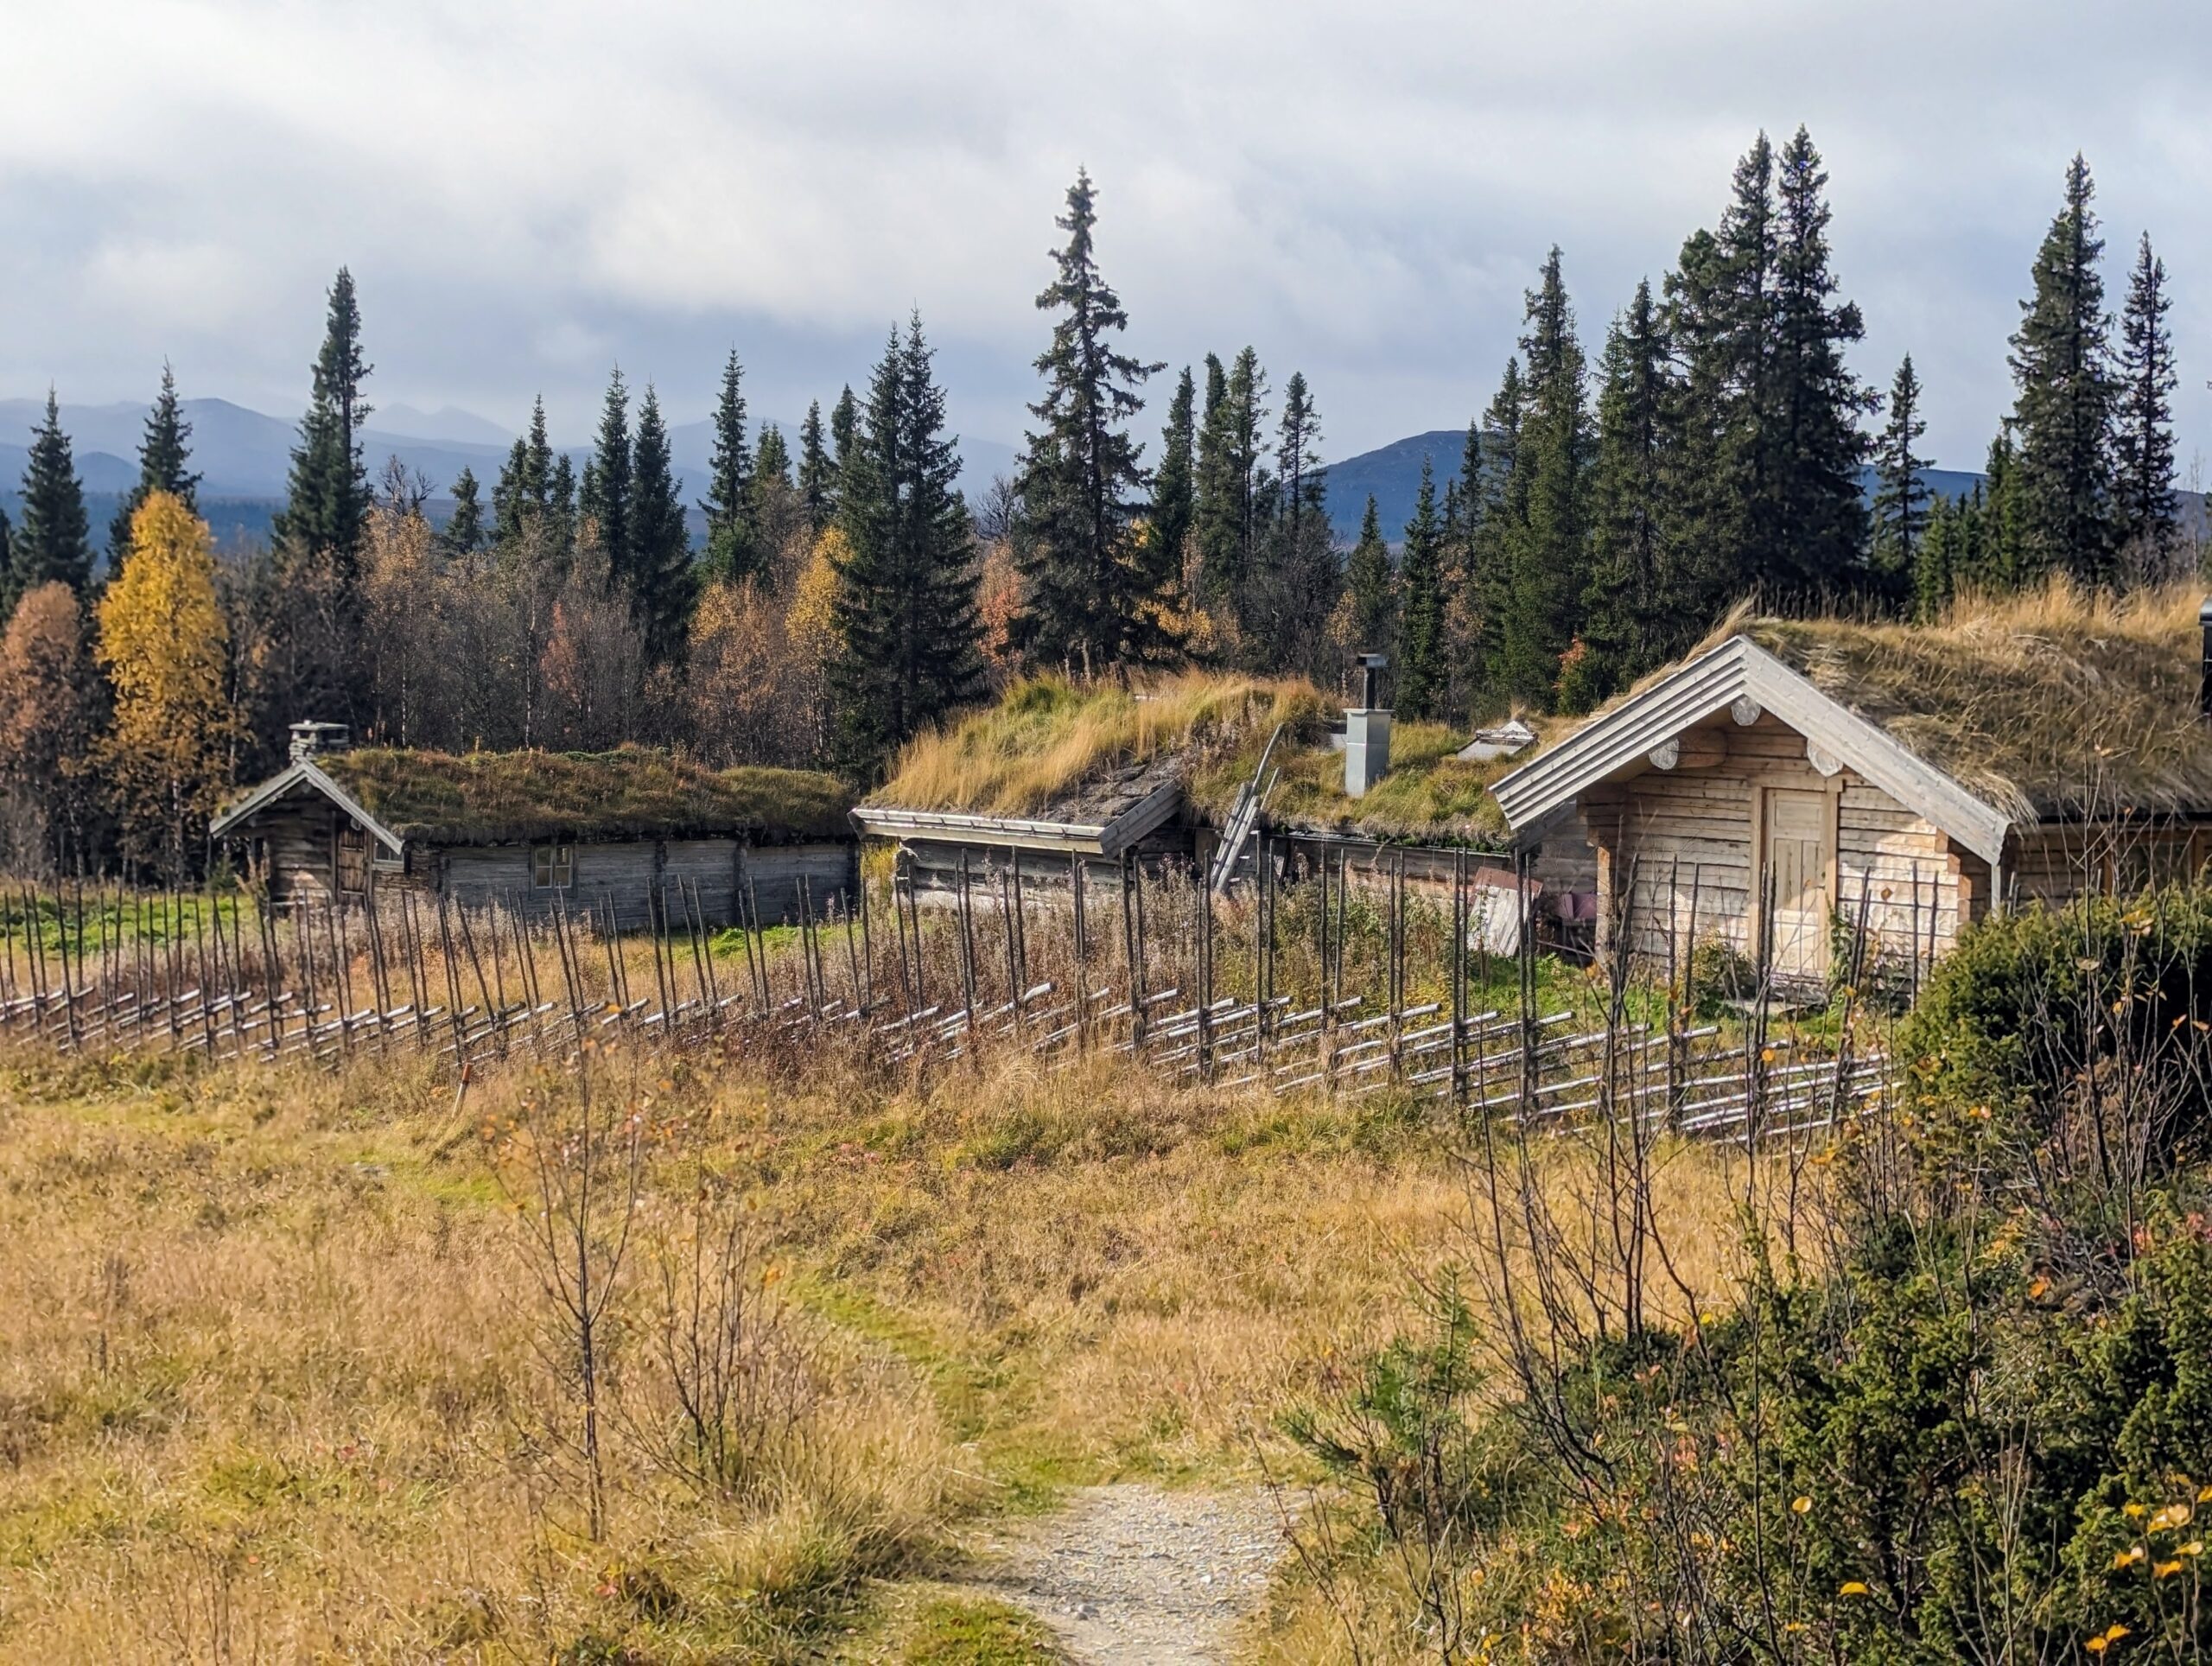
left=872, top=672, right=1532, bottom=847
left=1707, top=582, right=2212, bottom=822
left=317, top=747, right=853, bottom=845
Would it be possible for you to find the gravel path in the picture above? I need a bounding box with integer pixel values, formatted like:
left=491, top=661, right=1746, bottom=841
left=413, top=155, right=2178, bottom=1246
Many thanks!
left=965, top=1484, right=1287, bottom=1663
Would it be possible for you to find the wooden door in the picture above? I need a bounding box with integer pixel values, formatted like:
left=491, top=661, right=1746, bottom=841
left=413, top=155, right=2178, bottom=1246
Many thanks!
left=334, top=821, right=369, bottom=897
left=1763, top=788, right=1830, bottom=981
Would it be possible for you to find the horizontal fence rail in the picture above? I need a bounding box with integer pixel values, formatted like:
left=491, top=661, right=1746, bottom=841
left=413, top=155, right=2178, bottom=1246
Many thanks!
left=0, top=840, right=1889, bottom=1146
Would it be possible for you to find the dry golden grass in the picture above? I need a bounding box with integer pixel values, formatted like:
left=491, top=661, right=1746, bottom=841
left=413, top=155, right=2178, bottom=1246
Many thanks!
left=1688, top=579, right=2209, bottom=819
left=874, top=672, right=1327, bottom=818
left=0, top=1029, right=1770, bottom=1661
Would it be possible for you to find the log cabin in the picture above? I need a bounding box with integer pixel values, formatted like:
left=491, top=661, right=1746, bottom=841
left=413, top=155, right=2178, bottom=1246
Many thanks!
left=212, top=724, right=856, bottom=926
left=852, top=670, right=1599, bottom=944
left=1491, top=590, right=2212, bottom=984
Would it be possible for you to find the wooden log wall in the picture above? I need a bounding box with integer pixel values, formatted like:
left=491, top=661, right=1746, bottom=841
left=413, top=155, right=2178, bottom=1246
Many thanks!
left=1592, top=714, right=1972, bottom=982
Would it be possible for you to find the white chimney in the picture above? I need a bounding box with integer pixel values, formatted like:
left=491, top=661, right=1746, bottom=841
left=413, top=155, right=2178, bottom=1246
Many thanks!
left=1345, top=654, right=1391, bottom=798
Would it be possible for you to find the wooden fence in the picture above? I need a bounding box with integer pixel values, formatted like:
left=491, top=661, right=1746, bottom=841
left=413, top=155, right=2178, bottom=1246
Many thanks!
left=0, top=843, right=1887, bottom=1145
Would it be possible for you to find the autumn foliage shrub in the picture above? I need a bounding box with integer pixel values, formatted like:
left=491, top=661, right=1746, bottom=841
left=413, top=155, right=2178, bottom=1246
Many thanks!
left=1290, top=885, right=2212, bottom=1663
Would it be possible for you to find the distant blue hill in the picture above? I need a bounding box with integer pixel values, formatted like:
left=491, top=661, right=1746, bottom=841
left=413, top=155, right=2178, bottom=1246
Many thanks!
left=1318, top=435, right=2201, bottom=546
left=0, top=396, right=1020, bottom=550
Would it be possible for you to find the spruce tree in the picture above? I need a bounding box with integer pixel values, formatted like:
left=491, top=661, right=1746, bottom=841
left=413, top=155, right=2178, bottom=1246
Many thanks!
left=798, top=399, right=833, bottom=531
left=1345, top=494, right=1395, bottom=658
left=1499, top=250, right=1588, bottom=709
left=1396, top=460, right=1446, bottom=719
left=1973, top=430, right=2029, bottom=592
left=829, top=385, right=859, bottom=471
left=1151, top=367, right=1197, bottom=595
left=627, top=384, right=694, bottom=662
left=1469, top=359, right=1524, bottom=699
left=1192, top=353, right=1239, bottom=608
left=1579, top=279, right=1671, bottom=701
left=274, top=267, right=373, bottom=581
left=493, top=397, right=557, bottom=544
left=445, top=466, right=486, bottom=556
left=1012, top=169, right=1165, bottom=672
left=109, top=362, right=201, bottom=561
left=1185, top=347, right=1269, bottom=631
left=10, top=391, right=93, bottom=612
left=1914, top=493, right=1958, bottom=622
left=549, top=451, right=577, bottom=548
left=2008, top=154, right=2116, bottom=586
left=1871, top=354, right=1931, bottom=605
left=755, top=424, right=791, bottom=490
left=1769, top=126, right=1872, bottom=595
left=699, top=348, right=759, bottom=584
left=1656, top=226, right=1743, bottom=627
left=1715, top=134, right=1779, bottom=582
left=2114, top=231, right=2178, bottom=569
left=1276, top=372, right=1324, bottom=544
left=581, top=366, right=632, bottom=582
left=828, top=317, right=982, bottom=774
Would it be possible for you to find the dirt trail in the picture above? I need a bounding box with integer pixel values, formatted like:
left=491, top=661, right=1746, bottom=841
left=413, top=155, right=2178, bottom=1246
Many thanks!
left=965, top=1484, right=1286, bottom=1663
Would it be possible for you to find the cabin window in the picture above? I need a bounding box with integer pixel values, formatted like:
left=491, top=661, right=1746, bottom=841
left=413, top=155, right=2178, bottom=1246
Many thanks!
left=532, top=843, right=575, bottom=890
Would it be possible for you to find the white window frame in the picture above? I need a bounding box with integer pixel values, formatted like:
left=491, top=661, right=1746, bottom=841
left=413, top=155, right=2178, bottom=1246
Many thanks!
left=531, top=843, right=575, bottom=890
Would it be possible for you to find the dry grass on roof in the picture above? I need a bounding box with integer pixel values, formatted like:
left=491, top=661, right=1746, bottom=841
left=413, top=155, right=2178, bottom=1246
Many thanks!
left=1187, top=718, right=1535, bottom=847
left=1711, top=581, right=2210, bottom=820
left=874, top=673, right=1329, bottom=818
left=321, top=747, right=853, bottom=844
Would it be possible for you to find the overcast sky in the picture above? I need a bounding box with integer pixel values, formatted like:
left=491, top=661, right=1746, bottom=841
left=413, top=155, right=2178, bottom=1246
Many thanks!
left=4, top=0, right=2209, bottom=475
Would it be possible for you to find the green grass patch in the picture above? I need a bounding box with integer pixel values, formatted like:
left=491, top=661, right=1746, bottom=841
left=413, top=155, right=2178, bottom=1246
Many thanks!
left=900, top=1596, right=1065, bottom=1663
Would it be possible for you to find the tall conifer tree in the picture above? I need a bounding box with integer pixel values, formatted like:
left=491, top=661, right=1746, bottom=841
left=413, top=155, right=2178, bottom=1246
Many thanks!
left=828, top=317, right=982, bottom=774
left=1396, top=460, right=1446, bottom=720
left=1151, top=367, right=1197, bottom=597
left=628, top=385, right=694, bottom=662
left=2009, top=154, right=2116, bottom=586
left=1871, top=354, right=1931, bottom=604
left=1578, top=281, right=1672, bottom=702
left=10, top=391, right=92, bottom=611
left=2114, top=231, right=2178, bottom=569
left=1275, top=372, right=1324, bottom=544
left=1469, top=359, right=1524, bottom=699
left=1769, top=126, right=1872, bottom=594
left=798, top=400, right=833, bottom=531
left=274, top=267, right=373, bottom=582
left=1192, top=353, right=1239, bottom=607
left=1344, top=494, right=1395, bottom=659
left=1499, top=250, right=1588, bottom=709
left=1013, top=169, right=1166, bottom=672
left=444, top=467, right=485, bottom=556
left=701, top=349, right=760, bottom=585
left=109, top=363, right=200, bottom=561
left=581, top=366, right=633, bottom=582
left=754, top=424, right=791, bottom=490
left=829, top=386, right=859, bottom=472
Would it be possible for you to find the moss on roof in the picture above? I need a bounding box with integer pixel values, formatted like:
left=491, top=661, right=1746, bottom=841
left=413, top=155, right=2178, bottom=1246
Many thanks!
left=318, top=747, right=853, bottom=844
left=1707, top=582, right=2210, bottom=821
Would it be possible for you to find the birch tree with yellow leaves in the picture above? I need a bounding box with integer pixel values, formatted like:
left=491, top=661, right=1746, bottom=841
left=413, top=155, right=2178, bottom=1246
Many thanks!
left=97, top=491, right=240, bottom=878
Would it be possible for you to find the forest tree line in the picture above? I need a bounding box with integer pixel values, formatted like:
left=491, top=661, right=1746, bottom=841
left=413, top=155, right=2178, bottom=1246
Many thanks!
left=0, top=132, right=2192, bottom=879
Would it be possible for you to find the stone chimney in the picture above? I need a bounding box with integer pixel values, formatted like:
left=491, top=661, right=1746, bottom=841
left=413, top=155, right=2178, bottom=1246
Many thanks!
left=1344, top=653, right=1391, bottom=798
left=289, top=720, right=352, bottom=763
